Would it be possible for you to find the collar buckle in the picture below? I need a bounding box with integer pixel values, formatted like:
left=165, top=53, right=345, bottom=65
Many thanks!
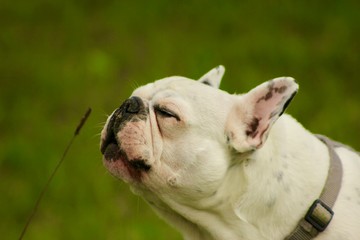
left=305, top=199, right=334, bottom=232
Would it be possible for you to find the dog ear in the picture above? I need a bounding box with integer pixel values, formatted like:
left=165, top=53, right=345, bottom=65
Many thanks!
left=198, top=65, right=225, bottom=88
left=225, top=77, right=298, bottom=152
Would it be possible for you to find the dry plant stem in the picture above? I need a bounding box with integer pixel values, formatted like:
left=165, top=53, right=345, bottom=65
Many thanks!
left=19, top=108, right=92, bottom=240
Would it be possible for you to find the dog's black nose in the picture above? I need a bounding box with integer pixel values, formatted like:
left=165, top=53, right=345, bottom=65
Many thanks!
left=110, top=96, right=144, bottom=133
left=125, top=96, right=142, bottom=114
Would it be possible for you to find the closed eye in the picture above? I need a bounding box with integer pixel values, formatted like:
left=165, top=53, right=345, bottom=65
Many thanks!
left=154, top=105, right=180, bottom=121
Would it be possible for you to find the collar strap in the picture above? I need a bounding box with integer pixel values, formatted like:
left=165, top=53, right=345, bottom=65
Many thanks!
left=285, top=135, right=343, bottom=240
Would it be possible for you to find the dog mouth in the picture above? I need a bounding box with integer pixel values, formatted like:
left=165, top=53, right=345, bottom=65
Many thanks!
left=100, top=97, right=153, bottom=181
left=101, top=132, right=151, bottom=169
left=100, top=116, right=151, bottom=179
left=100, top=125, right=119, bottom=159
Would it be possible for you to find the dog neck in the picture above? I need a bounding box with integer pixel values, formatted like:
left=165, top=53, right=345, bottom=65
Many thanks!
left=228, top=114, right=330, bottom=239
left=143, top=114, right=330, bottom=240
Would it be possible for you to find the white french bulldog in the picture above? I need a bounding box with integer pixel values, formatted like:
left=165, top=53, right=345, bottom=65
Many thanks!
left=100, top=66, right=360, bottom=240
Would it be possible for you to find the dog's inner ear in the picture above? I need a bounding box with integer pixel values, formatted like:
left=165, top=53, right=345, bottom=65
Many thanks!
left=198, top=65, right=225, bottom=89
left=225, top=77, right=298, bottom=152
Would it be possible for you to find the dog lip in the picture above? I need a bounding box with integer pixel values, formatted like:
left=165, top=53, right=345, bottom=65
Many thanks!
left=130, top=159, right=151, bottom=172
left=101, top=134, right=152, bottom=175
left=100, top=125, right=117, bottom=155
left=103, top=142, right=121, bottom=161
left=103, top=143, right=151, bottom=172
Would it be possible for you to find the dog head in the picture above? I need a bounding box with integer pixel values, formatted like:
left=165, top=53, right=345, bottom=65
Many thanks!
left=100, top=66, right=298, bottom=202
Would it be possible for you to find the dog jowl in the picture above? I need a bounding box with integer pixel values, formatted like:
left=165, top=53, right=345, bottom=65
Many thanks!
left=100, top=66, right=360, bottom=240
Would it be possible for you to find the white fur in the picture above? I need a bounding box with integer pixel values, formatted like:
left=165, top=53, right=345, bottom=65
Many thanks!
left=101, top=67, right=360, bottom=240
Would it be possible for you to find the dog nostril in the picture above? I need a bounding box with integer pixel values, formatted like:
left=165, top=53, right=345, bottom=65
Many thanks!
left=126, top=96, right=141, bottom=114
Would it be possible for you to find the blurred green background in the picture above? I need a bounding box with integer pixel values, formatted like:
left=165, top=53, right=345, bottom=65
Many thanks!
left=1, top=0, right=359, bottom=239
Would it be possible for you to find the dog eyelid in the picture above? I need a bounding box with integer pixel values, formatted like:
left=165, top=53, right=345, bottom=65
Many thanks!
left=154, top=105, right=180, bottom=121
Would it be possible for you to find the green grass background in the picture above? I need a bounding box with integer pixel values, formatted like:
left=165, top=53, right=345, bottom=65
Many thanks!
left=1, top=0, right=359, bottom=239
